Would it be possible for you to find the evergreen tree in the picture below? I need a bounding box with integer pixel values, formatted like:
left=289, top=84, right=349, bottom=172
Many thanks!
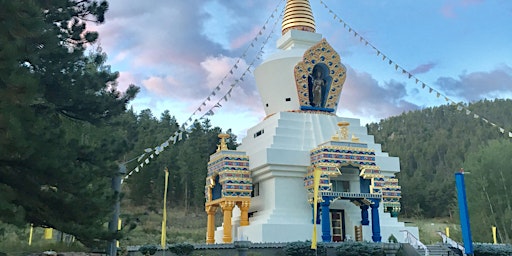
left=0, top=0, right=138, bottom=248
left=367, top=99, right=512, bottom=218
left=464, top=140, right=512, bottom=243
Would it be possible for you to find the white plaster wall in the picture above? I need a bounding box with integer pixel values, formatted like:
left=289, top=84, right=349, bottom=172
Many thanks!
left=254, top=57, right=302, bottom=116
left=255, top=30, right=322, bottom=117
left=225, top=111, right=417, bottom=243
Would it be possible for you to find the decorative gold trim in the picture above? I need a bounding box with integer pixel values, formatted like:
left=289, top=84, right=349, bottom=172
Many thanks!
left=313, top=145, right=375, bottom=153
left=282, top=0, right=316, bottom=35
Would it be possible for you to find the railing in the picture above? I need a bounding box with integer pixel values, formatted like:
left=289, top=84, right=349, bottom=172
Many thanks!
left=320, top=191, right=382, bottom=199
left=400, top=230, right=429, bottom=256
left=437, top=231, right=465, bottom=255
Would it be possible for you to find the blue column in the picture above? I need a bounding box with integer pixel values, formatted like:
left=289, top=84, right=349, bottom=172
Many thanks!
left=321, top=197, right=332, bottom=242
left=311, top=204, right=320, bottom=224
left=370, top=200, right=381, bottom=242
left=360, top=205, right=369, bottom=225
left=455, top=172, right=474, bottom=254
left=360, top=177, right=370, bottom=193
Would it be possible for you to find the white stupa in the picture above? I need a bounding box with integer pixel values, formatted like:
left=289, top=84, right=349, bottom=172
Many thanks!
left=204, top=0, right=419, bottom=244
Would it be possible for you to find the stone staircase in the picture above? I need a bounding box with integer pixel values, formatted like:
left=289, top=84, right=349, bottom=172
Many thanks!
left=415, top=243, right=457, bottom=256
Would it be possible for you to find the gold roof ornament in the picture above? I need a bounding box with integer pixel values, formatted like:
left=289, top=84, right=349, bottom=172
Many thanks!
left=332, top=121, right=350, bottom=141
left=217, top=133, right=230, bottom=152
left=282, top=0, right=316, bottom=35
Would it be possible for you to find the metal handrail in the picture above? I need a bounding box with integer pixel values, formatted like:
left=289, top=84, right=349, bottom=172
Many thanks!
left=320, top=191, right=382, bottom=199
left=437, top=231, right=465, bottom=255
left=400, top=230, right=429, bottom=256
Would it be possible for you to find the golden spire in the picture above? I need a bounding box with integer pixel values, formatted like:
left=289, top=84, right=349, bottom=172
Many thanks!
left=282, top=0, right=316, bottom=35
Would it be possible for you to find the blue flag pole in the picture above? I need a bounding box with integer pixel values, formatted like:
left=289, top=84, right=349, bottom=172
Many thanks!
left=455, top=169, right=473, bottom=255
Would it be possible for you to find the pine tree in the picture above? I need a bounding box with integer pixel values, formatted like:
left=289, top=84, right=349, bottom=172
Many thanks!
left=465, top=140, right=512, bottom=243
left=0, top=0, right=138, bottom=248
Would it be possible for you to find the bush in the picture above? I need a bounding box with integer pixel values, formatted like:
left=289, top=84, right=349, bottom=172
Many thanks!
left=138, top=245, right=158, bottom=255
left=283, top=241, right=327, bottom=256
left=335, top=241, right=384, bottom=256
left=474, top=243, right=512, bottom=256
left=387, top=234, right=398, bottom=243
left=191, top=251, right=220, bottom=256
left=168, top=243, right=195, bottom=256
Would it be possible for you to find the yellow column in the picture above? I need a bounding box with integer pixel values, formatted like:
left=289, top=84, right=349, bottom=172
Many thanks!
left=221, top=201, right=235, bottom=243
left=492, top=226, right=497, bottom=244
left=206, top=205, right=217, bottom=244
left=237, top=200, right=251, bottom=226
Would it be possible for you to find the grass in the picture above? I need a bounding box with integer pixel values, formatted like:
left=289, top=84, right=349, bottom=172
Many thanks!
left=403, top=217, right=462, bottom=244
left=118, top=203, right=223, bottom=246
left=0, top=222, right=87, bottom=256
left=1, top=206, right=465, bottom=255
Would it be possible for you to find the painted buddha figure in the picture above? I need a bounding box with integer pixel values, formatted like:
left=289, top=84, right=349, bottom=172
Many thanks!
left=311, top=69, right=325, bottom=107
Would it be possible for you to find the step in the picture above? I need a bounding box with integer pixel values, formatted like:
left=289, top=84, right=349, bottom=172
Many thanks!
left=415, top=244, right=454, bottom=256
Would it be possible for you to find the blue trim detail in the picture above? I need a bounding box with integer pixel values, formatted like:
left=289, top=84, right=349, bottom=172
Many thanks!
left=300, top=106, right=335, bottom=112
left=455, top=173, right=474, bottom=254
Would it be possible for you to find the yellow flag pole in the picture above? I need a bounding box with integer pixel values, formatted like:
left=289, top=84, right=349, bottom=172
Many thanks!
left=311, top=166, right=321, bottom=250
left=28, top=224, right=33, bottom=245
left=161, top=168, right=169, bottom=249
left=492, top=226, right=497, bottom=244
left=117, top=219, right=122, bottom=248
left=44, top=228, right=53, bottom=240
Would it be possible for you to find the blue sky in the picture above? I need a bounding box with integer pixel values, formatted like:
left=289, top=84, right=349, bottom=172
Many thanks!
left=91, top=0, right=512, bottom=138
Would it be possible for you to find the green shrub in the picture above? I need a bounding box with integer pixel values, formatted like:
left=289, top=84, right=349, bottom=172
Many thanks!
left=191, top=251, right=220, bottom=256
left=138, top=244, right=158, bottom=255
left=335, top=241, right=384, bottom=256
left=387, top=234, right=398, bottom=243
left=474, top=243, right=512, bottom=256
left=283, top=241, right=327, bottom=256
left=168, top=243, right=195, bottom=256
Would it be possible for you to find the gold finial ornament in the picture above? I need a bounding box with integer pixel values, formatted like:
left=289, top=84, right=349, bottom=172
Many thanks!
left=282, top=0, right=316, bottom=35
left=336, top=121, right=350, bottom=141
left=217, top=133, right=230, bottom=152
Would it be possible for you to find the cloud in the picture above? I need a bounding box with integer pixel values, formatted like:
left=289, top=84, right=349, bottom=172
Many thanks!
left=440, top=0, right=484, bottom=18
left=441, top=4, right=457, bottom=18
left=86, top=0, right=510, bottom=134
left=88, top=0, right=278, bottom=112
left=461, top=0, right=484, bottom=6
left=410, top=62, right=437, bottom=75
left=201, top=55, right=240, bottom=90
left=435, top=65, right=512, bottom=102
left=339, top=66, right=420, bottom=120
left=141, top=76, right=180, bottom=98
left=116, top=71, right=137, bottom=92
left=230, top=26, right=261, bottom=49
left=199, top=55, right=262, bottom=114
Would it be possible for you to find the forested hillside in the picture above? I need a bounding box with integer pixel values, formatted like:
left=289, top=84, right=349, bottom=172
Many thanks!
left=118, top=109, right=238, bottom=214
left=125, top=99, right=512, bottom=223
left=367, top=99, right=512, bottom=220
